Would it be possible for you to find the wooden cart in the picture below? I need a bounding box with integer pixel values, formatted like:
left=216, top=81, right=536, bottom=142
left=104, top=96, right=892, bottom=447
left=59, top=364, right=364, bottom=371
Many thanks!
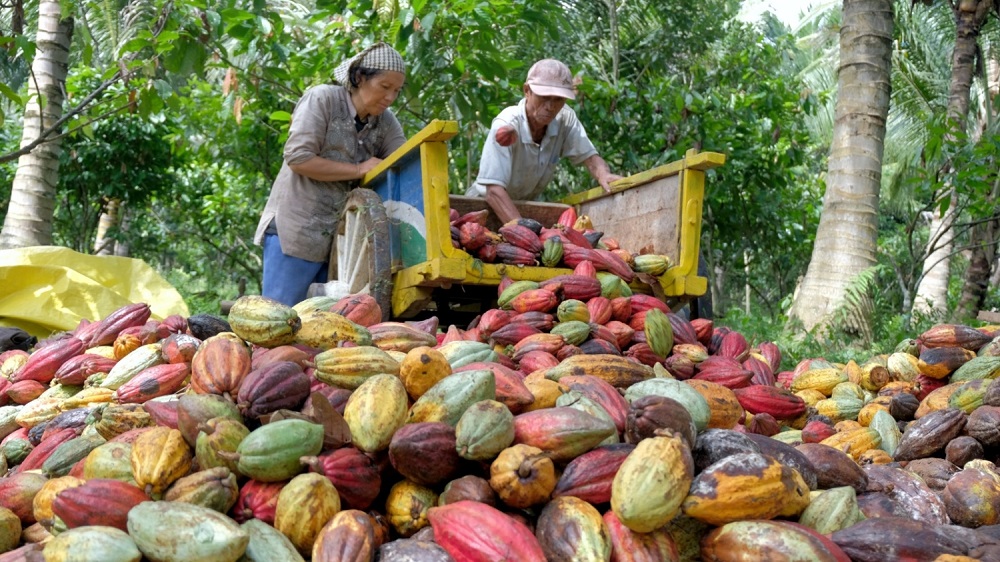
left=314, top=120, right=725, bottom=323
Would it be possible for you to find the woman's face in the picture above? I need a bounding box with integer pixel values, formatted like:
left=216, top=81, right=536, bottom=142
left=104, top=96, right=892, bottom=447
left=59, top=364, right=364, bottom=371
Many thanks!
left=355, top=70, right=405, bottom=118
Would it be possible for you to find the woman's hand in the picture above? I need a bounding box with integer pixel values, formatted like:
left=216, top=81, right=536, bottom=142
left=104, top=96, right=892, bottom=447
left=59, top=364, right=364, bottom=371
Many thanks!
left=357, top=157, right=383, bottom=178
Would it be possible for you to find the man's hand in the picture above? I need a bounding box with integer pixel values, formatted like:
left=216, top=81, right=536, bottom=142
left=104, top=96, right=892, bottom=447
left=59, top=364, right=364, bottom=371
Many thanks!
left=583, top=154, right=623, bottom=193
left=598, top=172, right=624, bottom=193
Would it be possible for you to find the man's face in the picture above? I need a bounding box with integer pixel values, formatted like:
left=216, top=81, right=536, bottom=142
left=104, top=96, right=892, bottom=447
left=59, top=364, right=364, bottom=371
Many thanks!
left=524, top=86, right=567, bottom=127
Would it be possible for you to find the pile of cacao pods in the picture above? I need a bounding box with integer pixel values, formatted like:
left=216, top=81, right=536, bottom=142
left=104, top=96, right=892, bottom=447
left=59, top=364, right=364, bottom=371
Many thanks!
left=3, top=269, right=1000, bottom=561
left=450, top=206, right=672, bottom=277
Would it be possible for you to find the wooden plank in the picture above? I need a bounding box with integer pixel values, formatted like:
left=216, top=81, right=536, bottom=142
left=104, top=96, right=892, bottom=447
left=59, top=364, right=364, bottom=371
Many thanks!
left=579, top=175, right=681, bottom=263
left=448, top=195, right=569, bottom=231
left=977, top=310, right=1000, bottom=324
left=560, top=151, right=725, bottom=206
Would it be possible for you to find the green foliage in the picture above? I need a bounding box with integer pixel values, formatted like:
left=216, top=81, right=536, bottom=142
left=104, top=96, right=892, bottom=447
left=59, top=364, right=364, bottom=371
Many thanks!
left=54, top=113, right=176, bottom=252
left=554, top=21, right=821, bottom=316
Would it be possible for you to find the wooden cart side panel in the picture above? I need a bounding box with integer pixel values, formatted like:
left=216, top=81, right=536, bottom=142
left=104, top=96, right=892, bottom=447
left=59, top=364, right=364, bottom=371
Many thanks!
left=370, top=153, right=426, bottom=271
left=421, top=142, right=468, bottom=263
left=362, top=120, right=461, bottom=272
left=577, top=174, right=682, bottom=265
left=676, top=163, right=706, bottom=279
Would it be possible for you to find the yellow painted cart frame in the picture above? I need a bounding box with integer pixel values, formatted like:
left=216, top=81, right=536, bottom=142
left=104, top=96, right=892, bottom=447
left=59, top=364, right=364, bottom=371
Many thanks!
left=360, top=120, right=725, bottom=319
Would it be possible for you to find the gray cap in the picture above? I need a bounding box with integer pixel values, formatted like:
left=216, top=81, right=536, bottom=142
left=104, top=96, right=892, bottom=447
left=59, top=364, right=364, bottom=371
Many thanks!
left=525, top=59, right=576, bottom=99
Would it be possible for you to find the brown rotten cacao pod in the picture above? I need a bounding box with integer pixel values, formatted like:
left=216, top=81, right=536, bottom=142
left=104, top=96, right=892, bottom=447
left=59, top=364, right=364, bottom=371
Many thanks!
left=312, top=509, right=377, bottom=562
left=681, top=452, right=810, bottom=526
left=535, top=496, right=611, bottom=561
left=236, top=361, right=310, bottom=420
left=830, top=516, right=971, bottom=560
left=388, top=422, right=461, bottom=487
left=496, top=242, right=537, bottom=266
left=743, top=433, right=818, bottom=491
left=626, top=395, right=696, bottom=448
left=893, top=407, right=966, bottom=462
left=795, top=443, right=868, bottom=493
left=438, top=475, right=497, bottom=507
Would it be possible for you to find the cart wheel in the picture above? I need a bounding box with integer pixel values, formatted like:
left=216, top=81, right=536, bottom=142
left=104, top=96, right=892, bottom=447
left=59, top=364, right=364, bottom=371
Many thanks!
left=318, top=188, right=393, bottom=321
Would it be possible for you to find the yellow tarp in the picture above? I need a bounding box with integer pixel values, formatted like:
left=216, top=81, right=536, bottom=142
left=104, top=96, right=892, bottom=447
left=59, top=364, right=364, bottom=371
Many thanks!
left=0, top=246, right=190, bottom=339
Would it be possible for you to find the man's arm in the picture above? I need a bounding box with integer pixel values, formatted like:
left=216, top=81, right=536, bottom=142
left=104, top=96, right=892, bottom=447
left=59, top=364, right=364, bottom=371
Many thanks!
left=484, top=184, right=522, bottom=224
left=582, top=154, right=623, bottom=193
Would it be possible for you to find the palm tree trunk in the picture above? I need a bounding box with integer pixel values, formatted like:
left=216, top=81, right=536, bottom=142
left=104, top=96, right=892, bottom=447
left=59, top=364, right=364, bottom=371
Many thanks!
left=787, top=0, right=893, bottom=338
left=912, top=202, right=957, bottom=318
left=914, top=0, right=993, bottom=320
left=0, top=0, right=72, bottom=249
left=93, top=198, right=119, bottom=255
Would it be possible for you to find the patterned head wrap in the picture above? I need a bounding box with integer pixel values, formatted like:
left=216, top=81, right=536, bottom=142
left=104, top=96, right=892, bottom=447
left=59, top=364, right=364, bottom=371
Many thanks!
left=334, top=42, right=406, bottom=87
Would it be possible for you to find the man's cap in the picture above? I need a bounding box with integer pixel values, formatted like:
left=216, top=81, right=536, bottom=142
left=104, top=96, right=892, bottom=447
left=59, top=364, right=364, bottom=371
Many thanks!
left=525, top=59, right=576, bottom=100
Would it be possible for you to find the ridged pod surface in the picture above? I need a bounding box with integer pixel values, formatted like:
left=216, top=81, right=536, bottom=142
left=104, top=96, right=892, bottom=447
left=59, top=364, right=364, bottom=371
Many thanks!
left=428, top=500, right=545, bottom=561
left=682, top=452, right=810, bottom=526
left=311, top=509, right=375, bottom=562
left=127, top=501, right=249, bottom=562
left=228, top=295, right=301, bottom=348
left=701, top=520, right=848, bottom=562
left=535, top=496, right=611, bottom=561
left=611, top=431, right=693, bottom=533
left=275, top=472, right=341, bottom=555
left=344, top=374, right=408, bottom=453
left=41, top=526, right=142, bottom=562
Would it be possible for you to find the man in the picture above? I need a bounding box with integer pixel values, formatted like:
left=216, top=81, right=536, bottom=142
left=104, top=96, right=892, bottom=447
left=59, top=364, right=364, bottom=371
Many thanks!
left=467, top=59, right=623, bottom=223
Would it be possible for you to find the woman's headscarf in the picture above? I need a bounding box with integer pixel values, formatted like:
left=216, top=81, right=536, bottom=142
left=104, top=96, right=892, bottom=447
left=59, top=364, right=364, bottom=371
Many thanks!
left=334, top=42, right=406, bottom=87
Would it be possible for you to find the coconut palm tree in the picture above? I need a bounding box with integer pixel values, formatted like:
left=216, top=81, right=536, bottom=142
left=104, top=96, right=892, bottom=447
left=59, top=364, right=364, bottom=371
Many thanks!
left=0, top=0, right=73, bottom=249
left=913, top=0, right=996, bottom=321
left=787, top=0, right=894, bottom=339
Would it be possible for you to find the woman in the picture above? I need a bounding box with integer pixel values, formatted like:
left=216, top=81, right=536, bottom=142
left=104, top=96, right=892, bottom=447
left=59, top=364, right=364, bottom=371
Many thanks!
left=254, top=42, right=406, bottom=306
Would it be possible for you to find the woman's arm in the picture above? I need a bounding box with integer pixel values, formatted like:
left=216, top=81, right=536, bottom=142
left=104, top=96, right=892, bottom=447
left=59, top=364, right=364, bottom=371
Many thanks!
left=289, top=156, right=381, bottom=182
